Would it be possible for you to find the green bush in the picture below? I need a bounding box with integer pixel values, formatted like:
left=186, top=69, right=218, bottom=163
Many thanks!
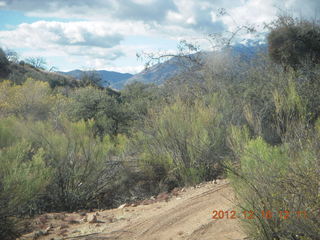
left=22, top=118, right=127, bottom=211
left=228, top=79, right=320, bottom=240
left=68, top=86, right=132, bottom=136
left=268, top=16, right=320, bottom=69
left=226, top=69, right=320, bottom=239
left=0, top=48, right=10, bottom=78
left=0, top=78, right=53, bottom=120
left=228, top=131, right=320, bottom=239
left=133, top=95, right=226, bottom=189
left=0, top=118, right=50, bottom=239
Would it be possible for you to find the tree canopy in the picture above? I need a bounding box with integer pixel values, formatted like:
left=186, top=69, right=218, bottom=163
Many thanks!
left=268, top=16, right=320, bottom=69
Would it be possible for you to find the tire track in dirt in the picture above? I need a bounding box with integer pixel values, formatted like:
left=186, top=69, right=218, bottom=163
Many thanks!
left=101, top=180, right=246, bottom=240
left=20, top=180, right=246, bottom=240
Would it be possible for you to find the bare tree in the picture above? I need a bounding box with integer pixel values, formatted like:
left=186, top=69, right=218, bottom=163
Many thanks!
left=25, top=57, right=47, bottom=69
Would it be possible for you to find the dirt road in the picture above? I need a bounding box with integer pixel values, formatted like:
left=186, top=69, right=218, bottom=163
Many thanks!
left=21, top=179, right=246, bottom=240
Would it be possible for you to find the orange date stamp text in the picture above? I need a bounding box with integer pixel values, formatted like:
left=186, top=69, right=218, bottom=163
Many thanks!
left=212, top=210, right=309, bottom=220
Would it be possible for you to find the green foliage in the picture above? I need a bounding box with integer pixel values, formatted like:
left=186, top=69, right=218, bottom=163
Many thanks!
left=68, top=86, right=132, bottom=136
left=272, top=77, right=307, bottom=141
left=0, top=118, right=50, bottom=239
left=134, top=95, right=226, bottom=188
left=0, top=48, right=10, bottom=78
left=228, top=84, right=320, bottom=239
left=227, top=125, right=250, bottom=161
left=229, top=133, right=320, bottom=239
left=122, top=82, right=161, bottom=123
left=268, top=15, right=320, bottom=69
left=2, top=16, right=320, bottom=238
left=0, top=78, right=53, bottom=120
left=0, top=48, right=9, bottom=66
left=20, top=119, right=127, bottom=211
left=79, top=71, right=103, bottom=87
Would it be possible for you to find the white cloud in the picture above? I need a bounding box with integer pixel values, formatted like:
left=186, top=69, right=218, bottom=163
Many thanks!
left=1, top=0, right=319, bottom=73
left=131, top=0, right=155, bottom=4
left=0, top=21, right=126, bottom=49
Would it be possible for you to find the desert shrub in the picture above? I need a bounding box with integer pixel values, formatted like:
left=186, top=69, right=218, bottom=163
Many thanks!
left=227, top=79, right=320, bottom=239
left=21, top=119, right=127, bottom=211
left=121, top=82, right=162, bottom=124
left=78, top=70, right=102, bottom=87
left=133, top=95, right=227, bottom=189
left=0, top=118, right=50, bottom=239
left=294, top=65, right=320, bottom=124
left=268, top=16, right=320, bottom=69
left=68, top=86, right=133, bottom=136
left=0, top=78, right=53, bottom=120
left=228, top=129, right=320, bottom=240
left=272, top=78, right=308, bottom=145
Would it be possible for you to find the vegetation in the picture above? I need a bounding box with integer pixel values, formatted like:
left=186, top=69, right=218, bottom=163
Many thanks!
left=0, top=118, right=50, bottom=239
left=0, top=15, right=320, bottom=239
left=25, top=57, right=47, bottom=70
left=268, top=15, right=320, bottom=69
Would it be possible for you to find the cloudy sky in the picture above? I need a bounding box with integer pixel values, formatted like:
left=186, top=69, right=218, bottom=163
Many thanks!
left=0, top=0, right=319, bottom=73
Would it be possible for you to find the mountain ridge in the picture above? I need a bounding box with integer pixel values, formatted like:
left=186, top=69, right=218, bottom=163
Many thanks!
left=59, top=43, right=266, bottom=90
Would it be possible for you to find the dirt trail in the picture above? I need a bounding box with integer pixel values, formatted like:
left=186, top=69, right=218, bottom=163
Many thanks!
left=21, top=179, right=246, bottom=240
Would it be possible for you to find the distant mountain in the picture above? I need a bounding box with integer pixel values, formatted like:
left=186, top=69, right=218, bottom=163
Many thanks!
left=125, top=52, right=209, bottom=87
left=125, top=44, right=265, bottom=87
left=59, top=43, right=265, bottom=90
left=125, top=58, right=185, bottom=86
left=59, top=70, right=133, bottom=89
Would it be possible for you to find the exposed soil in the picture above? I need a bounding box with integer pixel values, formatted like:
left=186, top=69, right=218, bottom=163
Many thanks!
left=20, top=179, right=246, bottom=240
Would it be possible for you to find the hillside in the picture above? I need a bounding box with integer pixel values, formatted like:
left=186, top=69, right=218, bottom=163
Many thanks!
left=20, top=179, right=246, bottom=240
left=125, top=55, right=197, bottom=86
left=0, top=60, right=79, bottom=88
left=60, top=69, right=133, bottom=89
left=57, top=44, right=265, bottom=90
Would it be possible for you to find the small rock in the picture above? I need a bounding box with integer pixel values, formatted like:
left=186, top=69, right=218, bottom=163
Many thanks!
left=118, top=203, right=127, bottom=209
left=89, top=215, right=105, bottom=224
left=44, top=226, right=52, bottom=234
